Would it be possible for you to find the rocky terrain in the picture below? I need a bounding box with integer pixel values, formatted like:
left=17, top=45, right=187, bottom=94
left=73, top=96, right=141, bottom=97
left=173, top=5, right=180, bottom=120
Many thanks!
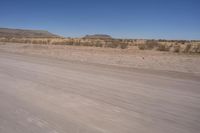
left=0, top=28, right=59, bottom=38
left=83, top=34, right=112, bottom=39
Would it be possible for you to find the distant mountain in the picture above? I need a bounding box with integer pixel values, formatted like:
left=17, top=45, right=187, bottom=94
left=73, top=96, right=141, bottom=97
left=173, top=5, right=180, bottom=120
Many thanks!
left=83, top=34, right=112, bottom=39
left=0, top=28, right=60, bottom=38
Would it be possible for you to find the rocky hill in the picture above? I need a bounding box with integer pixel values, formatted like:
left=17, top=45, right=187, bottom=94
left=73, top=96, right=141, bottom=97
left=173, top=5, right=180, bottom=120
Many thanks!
left=0, top=28, right=59, bottom=38
left=83, top=34, right=112, bottom=40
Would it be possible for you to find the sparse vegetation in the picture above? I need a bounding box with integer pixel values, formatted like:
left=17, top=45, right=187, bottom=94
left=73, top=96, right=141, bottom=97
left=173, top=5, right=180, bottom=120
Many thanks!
left=1, top=37, right=200, bottom=52
left=0, top=28, right=200, bottom=52
left=172, top=44, right=181, bottom=53
left=104, top=41, right=119, bottom=48
left=138, top=40, right=159, bottom=50
left=138, top=43, right=146, bottom=50
left=120, top=43, right=128, bottom=49
left=137, top=40, right=200, bottom=54
left=183, top=43, right=191, bottom=53
left=157, top=44, right=169, bottom=51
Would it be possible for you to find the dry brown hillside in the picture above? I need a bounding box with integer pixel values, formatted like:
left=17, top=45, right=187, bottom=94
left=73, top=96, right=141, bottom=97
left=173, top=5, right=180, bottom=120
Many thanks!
left=83, top=34, right=112, bottom=40
left=0, top=28, right=59, bottom=38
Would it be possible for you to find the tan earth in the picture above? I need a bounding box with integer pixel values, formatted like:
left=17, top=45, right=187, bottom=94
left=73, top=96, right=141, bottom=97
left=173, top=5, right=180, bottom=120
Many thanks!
left=0, top=42, right=200, bottom=74
left=0, top=43, right=200, bottom=133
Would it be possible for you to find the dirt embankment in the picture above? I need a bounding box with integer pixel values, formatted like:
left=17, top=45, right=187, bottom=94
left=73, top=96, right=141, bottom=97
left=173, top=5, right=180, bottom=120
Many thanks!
left=0, top=42, right=200, bottom=74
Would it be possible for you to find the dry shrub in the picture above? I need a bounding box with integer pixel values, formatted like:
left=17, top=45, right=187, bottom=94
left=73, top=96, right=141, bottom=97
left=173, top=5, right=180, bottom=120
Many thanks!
left=0, top=37, right=130, bottom=49
left=111, top=43, right=119, bottom=48
left=81, top=41, right=94, bottom=47
left=197, top=43, right=200, bottom=53
left=146, top=40, right=159, bottom=49
left=157, top=43, right=170, bottom=51
left=119, top=43, right=128, bottom=49
left=183, top=43, right=191, bottom=53
left=104, top=41, right=119, bottom=48
left=138, top=43, right=146, bottom=50
left=189, top=43, right=200, bottom=53
left=138, top=40, right=159, bottom=50
left=157, top=44, right=166, bottom=51
left=94, top=41, right=103, bottom=47
left=171, top=44, right=181, bottom=53
left=52, top=40, right=73, bottom=45
left=0, top=37, right=55, bottom=45
left=73, top=41, right=81, bottom=46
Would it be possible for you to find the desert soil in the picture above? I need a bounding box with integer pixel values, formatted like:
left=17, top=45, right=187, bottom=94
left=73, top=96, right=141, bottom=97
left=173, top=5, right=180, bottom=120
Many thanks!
left=0, top=50, right=200, bottom=133
left=0, top=42, right=200, bottom=74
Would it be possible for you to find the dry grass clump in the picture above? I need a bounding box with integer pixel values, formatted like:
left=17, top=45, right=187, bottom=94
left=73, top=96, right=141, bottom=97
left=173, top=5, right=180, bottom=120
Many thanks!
left=182, top=43, right=191, bottom=53
left=170, top=43, right=200, bottom=53
left=0, top=37, right=129, bottom=49
left=94, top=41, right=103, bottom=47
left=189, top=43, right=200, bottom=53
left=0, top=37, right=54, bottom=44
left=104, top=41, right=119, bottom=48
left=171, top=44, right=181, bottom=53
left=0, top=37, right=199, bottom=52
left=138, top=40, right=200, bottom=54
left=138, top=40, right=159, bottom=50
left=156, top=43, right=170, bottom=51
left=120, top=43, right=128, bottom=49
left=101, top=40, right=128, bottom=49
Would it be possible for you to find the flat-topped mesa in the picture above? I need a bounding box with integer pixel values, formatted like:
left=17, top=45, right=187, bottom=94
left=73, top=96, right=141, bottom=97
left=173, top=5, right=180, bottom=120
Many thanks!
left=0, top=28, right=60, bottom=38
left=83, top=34, right=113, bottom=40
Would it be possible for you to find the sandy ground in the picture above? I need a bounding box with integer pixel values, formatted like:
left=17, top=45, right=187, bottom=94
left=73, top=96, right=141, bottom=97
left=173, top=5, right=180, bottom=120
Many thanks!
left=0, top=42, right=200, bottom=74
left=0, top=51, right=200, bottom=133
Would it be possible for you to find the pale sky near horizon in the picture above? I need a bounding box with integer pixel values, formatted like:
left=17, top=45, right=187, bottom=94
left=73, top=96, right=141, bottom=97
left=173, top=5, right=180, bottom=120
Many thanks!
left=0, top=0, right=199, bottom=39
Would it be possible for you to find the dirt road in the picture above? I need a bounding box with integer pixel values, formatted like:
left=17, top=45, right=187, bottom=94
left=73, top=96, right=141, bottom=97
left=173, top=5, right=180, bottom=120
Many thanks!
left=0, top=52, right=200, bottom=133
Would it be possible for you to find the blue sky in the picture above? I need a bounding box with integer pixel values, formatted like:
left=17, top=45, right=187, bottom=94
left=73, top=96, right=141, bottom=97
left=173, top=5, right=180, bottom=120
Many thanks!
left=0, top=0, right=199, bottom=39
